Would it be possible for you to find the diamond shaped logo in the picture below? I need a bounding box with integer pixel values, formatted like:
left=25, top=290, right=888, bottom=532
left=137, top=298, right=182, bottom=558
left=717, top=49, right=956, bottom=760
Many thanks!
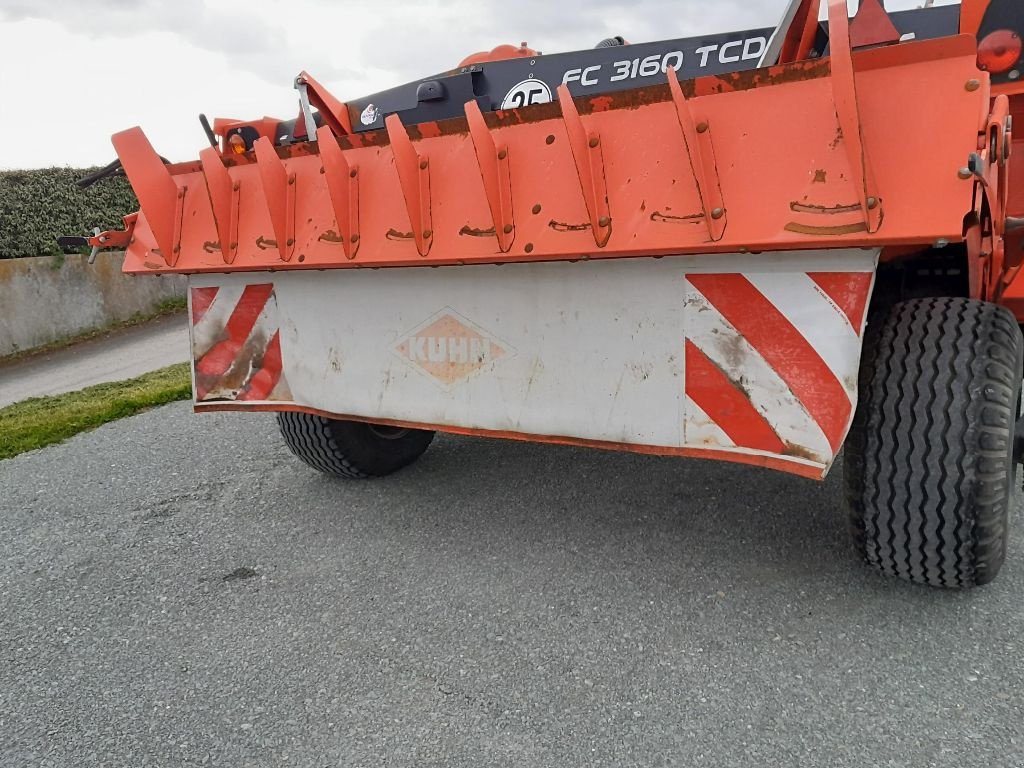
left=394, top=308, right=511, bottom=387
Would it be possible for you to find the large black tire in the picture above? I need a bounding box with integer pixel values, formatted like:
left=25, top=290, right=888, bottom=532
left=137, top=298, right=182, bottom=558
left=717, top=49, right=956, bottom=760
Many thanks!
left=277, top=412, right=434, bottom=479
left=845, top=297, right=1023, bottom=588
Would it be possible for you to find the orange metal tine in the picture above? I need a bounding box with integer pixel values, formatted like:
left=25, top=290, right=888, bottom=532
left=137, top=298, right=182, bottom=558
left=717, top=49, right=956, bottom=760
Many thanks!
left=667, top=67, right=726, bottom=242
left=385, top=114, right=433, bottom=257
left=316, top=125, right=360, bottom=260
left=111, top=127, right=181, bottom=265
left=465, top=100, right=515, bottom=253
left=557, top=84, right=612, bottom=248
left=300, top=71, right=354, bottom=136
left=827, top=0, right=883, bottom=234
left=199, top=147, right=239, bottom=264
left=253, top=137, right=296, bottom=262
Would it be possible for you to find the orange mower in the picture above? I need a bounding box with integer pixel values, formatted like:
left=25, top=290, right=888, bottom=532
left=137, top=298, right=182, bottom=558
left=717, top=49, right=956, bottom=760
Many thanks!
left=70, top=0, right=1024, bottom=588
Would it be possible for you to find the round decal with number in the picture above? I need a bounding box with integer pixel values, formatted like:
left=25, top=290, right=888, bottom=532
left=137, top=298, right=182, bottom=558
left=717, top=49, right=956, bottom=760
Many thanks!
left=360, top=103, right=381, bottom=126
left=500, top=79, right=552, bottom=110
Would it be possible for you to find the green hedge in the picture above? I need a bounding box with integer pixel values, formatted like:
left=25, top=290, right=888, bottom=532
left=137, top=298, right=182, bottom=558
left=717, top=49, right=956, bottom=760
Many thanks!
left=0, top=168, right=138, bottom=259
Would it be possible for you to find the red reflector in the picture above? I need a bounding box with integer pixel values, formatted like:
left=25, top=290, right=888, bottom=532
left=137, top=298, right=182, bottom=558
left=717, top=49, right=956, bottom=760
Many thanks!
left=978, top=29, right=1022, bottom=74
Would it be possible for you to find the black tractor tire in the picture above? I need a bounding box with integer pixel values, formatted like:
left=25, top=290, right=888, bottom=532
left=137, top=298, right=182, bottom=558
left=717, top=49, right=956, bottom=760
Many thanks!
left=277, top=412, right=434, bottom=479
left=845, top=297, right=1023, bottom=588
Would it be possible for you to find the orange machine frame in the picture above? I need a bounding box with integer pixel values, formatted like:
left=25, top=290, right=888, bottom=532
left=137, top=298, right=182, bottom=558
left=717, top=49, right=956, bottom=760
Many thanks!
left=98, top=0, right=1013, bottom=314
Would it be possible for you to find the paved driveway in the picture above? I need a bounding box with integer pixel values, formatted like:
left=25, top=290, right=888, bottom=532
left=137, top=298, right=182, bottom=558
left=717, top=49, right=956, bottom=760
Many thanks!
left=1, top=403, right=1021, bottom=767
left=0, top=314, right=189, bottom=408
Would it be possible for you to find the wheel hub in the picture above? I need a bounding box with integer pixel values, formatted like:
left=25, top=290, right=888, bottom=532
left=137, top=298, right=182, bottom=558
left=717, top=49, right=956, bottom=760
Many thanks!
left=367, top=424, right=411, bottom=440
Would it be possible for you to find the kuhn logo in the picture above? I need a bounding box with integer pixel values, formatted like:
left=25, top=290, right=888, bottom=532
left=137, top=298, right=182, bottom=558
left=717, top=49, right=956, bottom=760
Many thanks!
left=394, top=309, right=511, bottom=386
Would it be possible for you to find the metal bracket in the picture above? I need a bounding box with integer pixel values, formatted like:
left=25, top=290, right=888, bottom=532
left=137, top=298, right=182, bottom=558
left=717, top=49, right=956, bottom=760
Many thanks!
left=253, top=136, right=296, bottom=262
left=763, top=0, right=820, bottom=67
left=848, top=0, right=901, bottom=49
left=298, top=70, right=354, bottom=136
left=87, top=227, right=103, bottom=264
left=58, top=218, right=137, bottom=264
left=111, top=127, right=180, bottom=265
left=199, top=147, right=240, bottom=264
left=317, top=125, right=360, bottom=260
left=667, top=68, right=727, bottom=242
left=295, top=76, right=318, bottom=143
left=827, top=0, right=883, bottom=234
left=385, top=113, right=433, bottom=257
left=970, top=95, right=1016, bottom=297
left=557, top=85, right=611, bottom=248
left=465, top=100, right=514, bottom=253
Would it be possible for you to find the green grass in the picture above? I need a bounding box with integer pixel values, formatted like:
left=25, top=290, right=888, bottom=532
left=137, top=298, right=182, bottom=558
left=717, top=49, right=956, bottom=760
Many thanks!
left=0, top=363, right=192, bottom=460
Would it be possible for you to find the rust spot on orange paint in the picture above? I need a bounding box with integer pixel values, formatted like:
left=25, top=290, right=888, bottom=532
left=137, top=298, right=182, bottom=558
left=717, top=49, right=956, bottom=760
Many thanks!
left=334, top=130, right=392, bottom=151
left=576, top=85, right=672, bottom=115
left=386, top=229, right=414, bottom=241
left=459, top=225, right=497, bottom=237
left=319, top=229, right=345, bottom=243
left=286, top=142, right=318, bottom=158
left=711, top=58, right=831, bottom=94
left=549, top=220, right=591, bottom=232
left=651, top=210, right=705, bottom=223
left=414, top=122, right=443, bottom=139
left=784, top=221, right=869, bottom=236
left=790, top=201, right=862, bottom=214
left=489, top=101, right=564, bottom=127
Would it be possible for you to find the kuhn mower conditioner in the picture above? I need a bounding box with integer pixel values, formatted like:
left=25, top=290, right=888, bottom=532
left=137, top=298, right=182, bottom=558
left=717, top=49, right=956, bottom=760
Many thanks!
left=71, top=0, right=1024, bottom=588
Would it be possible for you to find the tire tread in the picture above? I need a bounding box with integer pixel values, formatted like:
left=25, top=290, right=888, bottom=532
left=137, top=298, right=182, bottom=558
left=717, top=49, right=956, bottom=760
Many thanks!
left=276, top=412, right=433, bottom=479
left=845, top=297, right=1022, bottom=588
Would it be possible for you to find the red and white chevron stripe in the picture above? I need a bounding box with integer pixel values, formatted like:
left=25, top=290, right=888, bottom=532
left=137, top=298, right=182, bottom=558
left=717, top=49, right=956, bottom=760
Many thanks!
left=189, top=284, right=290, bottom=402
left=683, top=270, right=873, bottom=468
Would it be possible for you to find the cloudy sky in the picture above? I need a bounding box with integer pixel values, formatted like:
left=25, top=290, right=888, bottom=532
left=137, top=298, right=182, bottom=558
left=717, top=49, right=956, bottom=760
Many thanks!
left=0, top=0, right=952, bottom=170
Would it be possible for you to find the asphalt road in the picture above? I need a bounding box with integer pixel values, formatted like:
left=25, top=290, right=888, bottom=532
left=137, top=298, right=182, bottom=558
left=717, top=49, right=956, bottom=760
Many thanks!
left=0, top=314, right=190, bottom=408
left=2, top=403, right=1023, bottom=767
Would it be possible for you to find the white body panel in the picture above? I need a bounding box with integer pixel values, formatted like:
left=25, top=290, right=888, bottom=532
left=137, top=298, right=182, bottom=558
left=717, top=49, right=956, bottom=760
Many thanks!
left=189, top=250, right=878, bottom=478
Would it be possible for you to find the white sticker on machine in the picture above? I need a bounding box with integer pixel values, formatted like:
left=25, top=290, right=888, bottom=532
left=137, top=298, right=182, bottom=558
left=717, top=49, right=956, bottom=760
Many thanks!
left=500, top=78, right=552, bottom=110
left=359, top=103, right=381, bottom=126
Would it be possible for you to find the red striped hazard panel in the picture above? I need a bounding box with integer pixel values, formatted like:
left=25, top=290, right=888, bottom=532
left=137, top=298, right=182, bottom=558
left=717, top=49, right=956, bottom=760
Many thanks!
left=189, top=284, right=291, bottom=402
left=683, top=270, right=873, bottom=471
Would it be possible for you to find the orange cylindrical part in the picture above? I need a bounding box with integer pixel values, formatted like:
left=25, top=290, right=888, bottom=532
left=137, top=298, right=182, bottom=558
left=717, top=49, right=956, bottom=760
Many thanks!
left=458, top=43, right=537, bottom=67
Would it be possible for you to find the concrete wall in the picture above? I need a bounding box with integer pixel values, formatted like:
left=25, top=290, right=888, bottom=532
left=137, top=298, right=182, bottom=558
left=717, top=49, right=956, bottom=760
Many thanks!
left=0, top=252, right=186, bottom=356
